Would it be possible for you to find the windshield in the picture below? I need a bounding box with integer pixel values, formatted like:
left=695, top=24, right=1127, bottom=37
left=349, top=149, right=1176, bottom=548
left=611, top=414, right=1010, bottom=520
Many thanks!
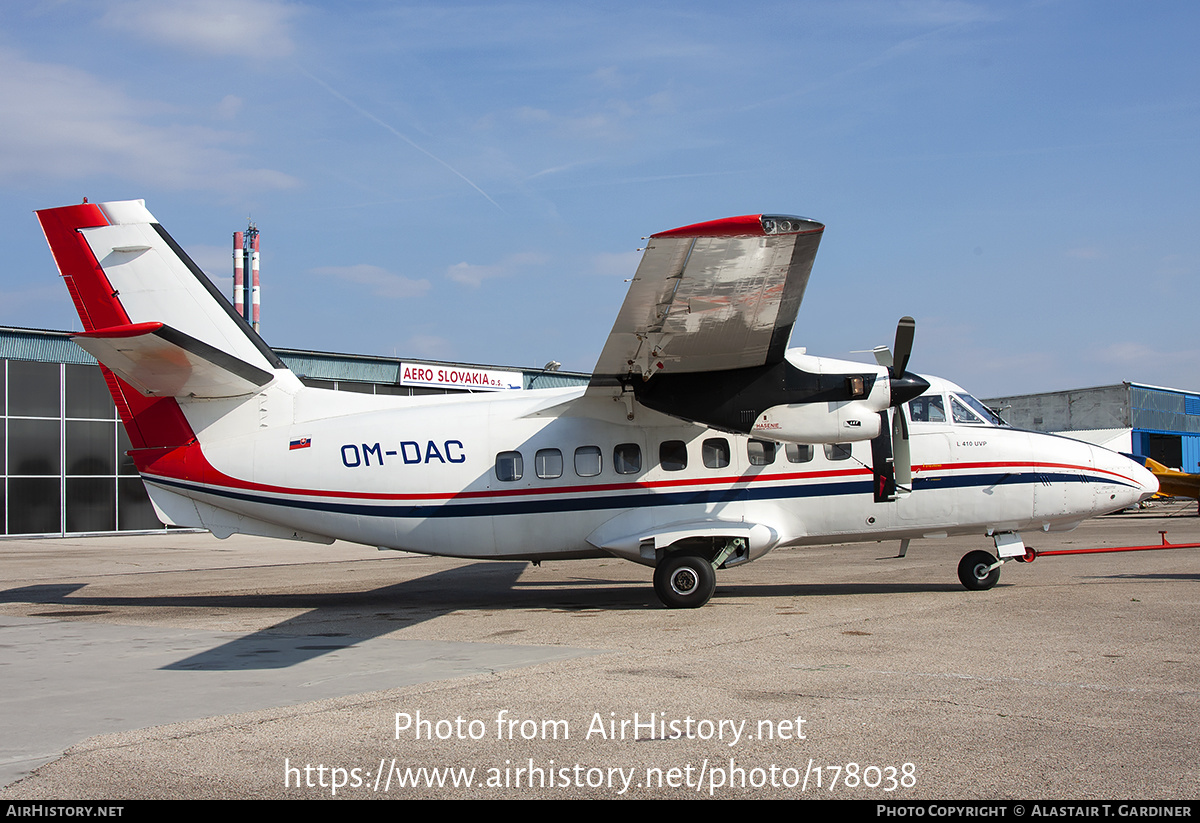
left=953, top=393, right=1007, bottom=426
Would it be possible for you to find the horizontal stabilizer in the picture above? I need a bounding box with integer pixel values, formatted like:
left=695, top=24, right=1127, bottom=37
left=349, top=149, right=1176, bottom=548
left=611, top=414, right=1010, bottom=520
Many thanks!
left=74, top=322, right=274, bottom=398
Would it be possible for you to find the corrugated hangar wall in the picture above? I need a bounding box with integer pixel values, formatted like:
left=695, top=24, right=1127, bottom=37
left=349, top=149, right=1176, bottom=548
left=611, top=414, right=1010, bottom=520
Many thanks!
left=984, top=383, right=1200, bottom=473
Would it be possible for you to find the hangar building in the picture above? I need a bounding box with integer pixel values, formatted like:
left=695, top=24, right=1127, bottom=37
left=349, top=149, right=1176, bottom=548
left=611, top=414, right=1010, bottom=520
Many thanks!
left=0, top=326, right=587, bottom=538
left=983, top=383, right=1200, bottom=472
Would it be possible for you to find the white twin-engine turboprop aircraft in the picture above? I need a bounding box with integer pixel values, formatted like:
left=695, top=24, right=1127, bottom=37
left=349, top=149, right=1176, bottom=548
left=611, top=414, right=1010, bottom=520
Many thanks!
left=37, top=200, right=1157, bottom=608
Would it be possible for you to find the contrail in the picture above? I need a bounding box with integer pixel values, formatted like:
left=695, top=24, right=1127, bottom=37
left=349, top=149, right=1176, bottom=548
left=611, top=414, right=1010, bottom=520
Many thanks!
left=298, top=67, right=503, bottom=211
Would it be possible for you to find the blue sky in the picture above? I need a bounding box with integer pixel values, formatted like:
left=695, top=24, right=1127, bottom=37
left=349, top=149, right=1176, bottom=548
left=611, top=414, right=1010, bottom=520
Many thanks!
left=1, top=1, right=1196, bottom=397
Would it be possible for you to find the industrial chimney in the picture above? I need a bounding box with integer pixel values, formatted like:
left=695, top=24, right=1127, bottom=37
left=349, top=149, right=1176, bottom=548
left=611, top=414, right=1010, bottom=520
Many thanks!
left=232, top=221, right=261, bottom=332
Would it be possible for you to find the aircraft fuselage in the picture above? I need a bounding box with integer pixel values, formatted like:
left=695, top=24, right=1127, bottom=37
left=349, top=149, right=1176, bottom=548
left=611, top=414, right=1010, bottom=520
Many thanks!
left=138, top=373, right=1152, bottom=567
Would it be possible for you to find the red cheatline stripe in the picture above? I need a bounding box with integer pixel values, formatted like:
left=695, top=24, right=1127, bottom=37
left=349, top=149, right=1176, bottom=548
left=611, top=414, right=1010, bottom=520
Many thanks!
left=138, top=445, right=1122, bottom=506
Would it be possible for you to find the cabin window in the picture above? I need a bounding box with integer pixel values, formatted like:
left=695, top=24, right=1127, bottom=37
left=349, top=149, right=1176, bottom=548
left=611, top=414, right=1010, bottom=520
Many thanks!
left=495, top=451, right=523, bottom=481
left=824, top=443, right=852, bottom=461
left=614, top=443, right=641, bottom=475
left=660, top=440, right=688, bottom=471
left=702, top=438, right=730, bottom=469
left=535, top=448, right=563, bottom=479
left=908, top=395, right=945, bottom=423
left=747, top=439, right=777, bottom=466
left=574, top=446, right=602, bottom=477
left=786, top=443, right=814, bottom=464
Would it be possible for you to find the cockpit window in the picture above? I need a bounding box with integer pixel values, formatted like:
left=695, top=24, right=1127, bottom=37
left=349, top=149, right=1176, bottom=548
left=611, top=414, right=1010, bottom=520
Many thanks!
left=951, top=396, right=983, bottom=424
left=954, top=393, right=1007, bottom=426
left=907, top=394, right=945, bottom=424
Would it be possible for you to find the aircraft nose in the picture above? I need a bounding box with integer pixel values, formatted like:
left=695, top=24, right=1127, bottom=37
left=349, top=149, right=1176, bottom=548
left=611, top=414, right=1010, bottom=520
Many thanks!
left=1132, top=459, right=1160, bottom=500
left=1097, top=447, right=1159, bottom=505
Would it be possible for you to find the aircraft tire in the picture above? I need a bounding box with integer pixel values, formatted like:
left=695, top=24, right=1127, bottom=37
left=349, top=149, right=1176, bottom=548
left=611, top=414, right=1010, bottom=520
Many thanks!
left=653, top=552, right=716, bottom=609
left=958, top=550, right=1001, bottom=591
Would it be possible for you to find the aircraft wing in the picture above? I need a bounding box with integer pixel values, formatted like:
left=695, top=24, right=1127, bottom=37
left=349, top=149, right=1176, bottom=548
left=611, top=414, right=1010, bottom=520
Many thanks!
left=590, top=214, right=824, bottom=386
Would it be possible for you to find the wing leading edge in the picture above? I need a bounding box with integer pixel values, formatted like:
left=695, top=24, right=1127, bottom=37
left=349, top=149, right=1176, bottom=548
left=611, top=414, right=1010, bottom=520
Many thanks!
left=590, top=214, right=823, bottom=387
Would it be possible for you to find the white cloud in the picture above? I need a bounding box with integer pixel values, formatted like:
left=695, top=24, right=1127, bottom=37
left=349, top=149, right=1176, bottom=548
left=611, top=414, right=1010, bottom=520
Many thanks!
left=0, top=285, right=72, bottom=320
left=402, top=334, right=454, bottom=359
left=101, top=0, right=301, bottom=59
left=214, top=95, right=244, bottom=120
left=310, top=264, right=430, bottom=299
left=824, top=1, right=999, bottom=28
left=591, top=250, right=642, bottom=279
left=185, top=243, right=238, bottom=280
left=590, top=66, right=627, bottom=89
left=1087, top=341, right=1200, bottom=391
left=446, top=252, right=548, bottom=288
left=511, top=101, right=642, bottom=143
left=0, top=48, right=300, bottom=190
left=1093, top=342, right=1200, bottom=370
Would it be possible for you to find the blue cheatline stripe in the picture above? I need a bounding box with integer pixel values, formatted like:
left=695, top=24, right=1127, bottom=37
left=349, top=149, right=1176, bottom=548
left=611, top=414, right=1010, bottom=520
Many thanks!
left=914, top=471, right=1115, bottom=491
left=145, top=468, right=1135, bottom=521
left=147, top=475, right=874, bottom=518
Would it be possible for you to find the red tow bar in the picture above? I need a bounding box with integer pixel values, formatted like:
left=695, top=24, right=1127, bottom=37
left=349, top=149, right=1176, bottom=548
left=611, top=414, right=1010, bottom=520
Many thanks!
left=1024, top=531, right=1200, bottom=561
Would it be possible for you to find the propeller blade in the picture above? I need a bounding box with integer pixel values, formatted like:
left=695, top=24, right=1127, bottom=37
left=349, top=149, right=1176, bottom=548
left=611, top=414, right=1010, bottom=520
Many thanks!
left=871, top=410, right=897, bottom=502
left=886, top=315, right=929, bottom=408
left=892, top=316, right=915, bottom=376
left=893, top=409, right=912, bottom=488
left=876, top=318, right=917, bottom=489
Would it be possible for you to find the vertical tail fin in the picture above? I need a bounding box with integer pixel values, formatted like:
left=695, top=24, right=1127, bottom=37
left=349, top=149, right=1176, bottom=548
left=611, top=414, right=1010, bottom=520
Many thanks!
left=37, top=199, right=288, bottom=453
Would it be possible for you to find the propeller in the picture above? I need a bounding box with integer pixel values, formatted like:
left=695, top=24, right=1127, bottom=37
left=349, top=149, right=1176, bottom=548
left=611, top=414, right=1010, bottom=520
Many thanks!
left=874, top=316, right=929, bottom=491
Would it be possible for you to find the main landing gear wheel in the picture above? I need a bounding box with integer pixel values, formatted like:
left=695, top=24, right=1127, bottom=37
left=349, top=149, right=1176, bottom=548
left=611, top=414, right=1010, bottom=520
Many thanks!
left=653, top=552, right=716, bottom=609
left=958, top=550, right=1001, bottom=591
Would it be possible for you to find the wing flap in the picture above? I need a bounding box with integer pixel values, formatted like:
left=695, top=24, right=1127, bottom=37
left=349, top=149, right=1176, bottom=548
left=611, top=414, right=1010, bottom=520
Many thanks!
left=74, top=322, right=273, bottom=398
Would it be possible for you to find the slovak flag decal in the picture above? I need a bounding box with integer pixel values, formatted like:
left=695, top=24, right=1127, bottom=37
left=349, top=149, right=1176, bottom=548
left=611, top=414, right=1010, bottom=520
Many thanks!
left=289, top=437, right=311, bottom=451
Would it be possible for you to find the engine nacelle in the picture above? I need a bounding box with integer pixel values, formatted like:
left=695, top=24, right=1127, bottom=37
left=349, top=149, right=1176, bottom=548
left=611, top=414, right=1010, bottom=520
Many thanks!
left=751, top=399, right=884, bottom=443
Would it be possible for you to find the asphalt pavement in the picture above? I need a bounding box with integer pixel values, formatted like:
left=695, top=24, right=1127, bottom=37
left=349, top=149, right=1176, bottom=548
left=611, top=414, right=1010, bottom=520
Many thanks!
left=1, top=504, right=1196, bottom=799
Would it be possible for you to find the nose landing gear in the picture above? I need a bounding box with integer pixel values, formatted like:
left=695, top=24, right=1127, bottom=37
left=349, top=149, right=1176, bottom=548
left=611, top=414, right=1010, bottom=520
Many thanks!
left=957, top=550, right=1002, bottom=590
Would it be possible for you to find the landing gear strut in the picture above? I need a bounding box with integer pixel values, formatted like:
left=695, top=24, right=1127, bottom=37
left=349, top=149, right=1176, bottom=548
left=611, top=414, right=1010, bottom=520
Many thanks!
left=653, top=552, right=716, bottom=609
left=957, top=550, right=1002, bottom=591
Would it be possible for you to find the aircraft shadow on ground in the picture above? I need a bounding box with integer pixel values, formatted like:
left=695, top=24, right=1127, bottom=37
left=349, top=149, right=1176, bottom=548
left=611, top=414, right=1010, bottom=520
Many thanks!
left=0, top=566, right=976, bottom=672
left=0, top=563, right=646, bottom=671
